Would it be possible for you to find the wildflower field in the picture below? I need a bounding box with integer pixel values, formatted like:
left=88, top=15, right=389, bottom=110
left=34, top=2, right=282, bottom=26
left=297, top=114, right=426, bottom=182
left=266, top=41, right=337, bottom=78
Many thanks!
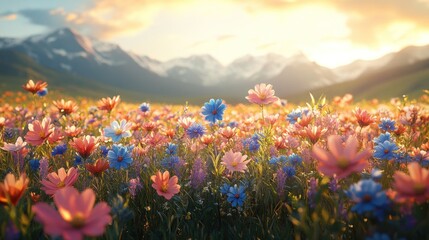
left=1, top=80, right=429, bottom=240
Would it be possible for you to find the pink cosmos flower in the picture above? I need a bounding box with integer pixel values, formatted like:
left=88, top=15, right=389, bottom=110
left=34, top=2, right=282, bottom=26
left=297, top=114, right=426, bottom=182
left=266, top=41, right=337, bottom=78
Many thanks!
left=245, top=83, right=279, bottom=105
left=41, top=167, right=79, bottom=196
left=151, top=171, right=180, bottom=200
left=392, top=162, right=429, bottom=204
left=221, top=150, right=250, bottom=173
left=69, top=135, right=99, bottom=159
left=32, top=187, right=111, bottom=240
left=24, top=118, right=54, bottom=146
left=1, top=137, right=27, bottom=152
left=312, top=135, right=370, bottom=180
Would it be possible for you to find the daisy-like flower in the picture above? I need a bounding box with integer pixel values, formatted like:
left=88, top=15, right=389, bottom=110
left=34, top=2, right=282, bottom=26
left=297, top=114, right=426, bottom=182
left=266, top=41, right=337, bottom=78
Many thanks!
left=221, top=150, right=250, bottom=173
left=53, top=99, right=78, bottom=115
left=353, top=108, right=375, bottom=127
left=24, top=118, right=54, bottom=146
left=392, top=162, right=429, bottom=203
left=186, top=123, right=206, bottom=139
left=139, top=102, right=150, bottom=113
left=245, top=83, right=279, bottom=105
left=346, top=179, right=389, bottom=216
left=97, top=95, right=120, bottom=112
left=40, top=167, right=79, bottom=196
left=104, top=120, right=132, bottom=142
left=227, top=184, right=246, bottom=207
left=312, top=135, right=370, bottom=180
left=107, top=144, right=133, bottom=170
left=151, top=170, right=181, bottom=200
left=85, top=159, right=110, bottom=177
left=201, top=98, right=226, bottom=124
left=69, top=135, right=99, bottom=159
left=22, top=79, right=48, bottom=94
left=0, top=173, right=29, bottom=206
left=32, top=187, right=112, bottom=240
left=1, top=137, right=27, bottom=152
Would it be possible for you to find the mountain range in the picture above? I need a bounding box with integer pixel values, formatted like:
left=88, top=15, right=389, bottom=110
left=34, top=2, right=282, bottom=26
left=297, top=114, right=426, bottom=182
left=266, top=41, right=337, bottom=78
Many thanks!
left=0, top=27, right=428, bottom=103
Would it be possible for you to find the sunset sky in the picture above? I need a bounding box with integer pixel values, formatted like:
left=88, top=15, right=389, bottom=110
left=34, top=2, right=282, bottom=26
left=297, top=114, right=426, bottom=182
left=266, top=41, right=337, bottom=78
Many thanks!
left=1, top=0, right=429, bottom=68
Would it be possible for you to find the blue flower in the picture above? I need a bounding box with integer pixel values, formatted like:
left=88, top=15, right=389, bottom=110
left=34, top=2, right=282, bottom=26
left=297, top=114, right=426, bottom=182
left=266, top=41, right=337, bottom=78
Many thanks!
left=186, top=123, right=206, bottom=139
left=201, top=99, right=226, bottom=124
left=220, top=183, right=230, bottom=195
left=373, top=133, right=392, bottom=145
left=74, top=155, right=83, bottom=166
left=107, top=145, right=134, bottom=169
left=100, top=146, right=109, bottom=157
left=227, top=185, right=246, bottom=207
left=283, top=166, right=296, bottom=177
left=37, top=88, right=48, bottom=97
left=269, top=157, right=279, bottom=165
left=279, top=155, right=288, bottom=163
left=165, top=143, right=177, bottom=155
left=29, top=159, right=40, bottom=171
left=379, top=118, right=396, bottom=132
left=243, top=134, right=260, bottom=152
left=288, top=154, right=302, bottom=166
left=373, top=141, right=398, bottom=160
left=228, top=121, right=239, bottom=128
left=139, top=102, right=150, bottom=113
left=104, top=120, right=132, bottom=142
left=345, top=179, right=389, bottom=216
left=286, top=109, right=302, bottom=124
left=51, top=144, right=67, bottom=156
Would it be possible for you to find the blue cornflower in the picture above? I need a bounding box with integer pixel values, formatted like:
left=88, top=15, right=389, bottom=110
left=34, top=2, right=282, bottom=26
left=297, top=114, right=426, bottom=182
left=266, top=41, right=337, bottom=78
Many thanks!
left=160, top=156, right=181, bottom=170
left=374, top=141, right=398, bottom=160
left=242, top=137, right=260, bottom=152
left=373, top=133, right=392, bottom=145
left=286, top=109, right=302, bottom=124
left=100, top=145, right=109, bottom=157
left=220, top=183, right=230, bottom=195
left=393, top=152, right=411, bottom=163
left=227, top=185, right=246, bottom=207
left=186, top=123, right=206, bottom=139
left=288, top=154, right=303, bottom=166
left=279, top=155, right=288, bottom=163
left=345, top=179, right=389, bottom=216
left=74, top=155, right=83, bottom=166
left=283, top=166, right=296, bottom=178
left=379, top=118, right=396, bottom=132
left=165, top=143, right=177, bottom=155
left=37, top=88, right=48, bottom=97
left=29, top=159, right=40, bottom=171
left=51, top=144, right=67, bottom=156
left=269, top=157, right=279, bottom=165
left=139, top=102, right=150, bottom=113
left=107, top=145, right=134, bottom=169
left=201, top=99, right=226, bottom=124
left=104, top=120, right=132, bottom=142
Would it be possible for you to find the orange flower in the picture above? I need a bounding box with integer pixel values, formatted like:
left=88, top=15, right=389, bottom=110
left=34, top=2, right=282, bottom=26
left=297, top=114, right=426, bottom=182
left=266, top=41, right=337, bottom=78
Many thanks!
left=97, top=95, right=120, bottom=112
left=151, top=171, right=180, bottom=200
left=41, top=167, right=79, bottom=196
left=353, top=108, right=375, bottom=127
left=393, top=162, right=429, bottom=204
left=70, top=135, right=99, bottom=159
left=53, top=99, right=78, bottom=115
left=312, top=135, right=370, bottom=180
left=22, top=79, right=48, bottom=94
left=24, top=118, right=54, bottom=146
left=85, top=159, right=110, bottom=177
left=0, top=173, right=29, bottom=206
left=32, top=187, right=112, bottom=240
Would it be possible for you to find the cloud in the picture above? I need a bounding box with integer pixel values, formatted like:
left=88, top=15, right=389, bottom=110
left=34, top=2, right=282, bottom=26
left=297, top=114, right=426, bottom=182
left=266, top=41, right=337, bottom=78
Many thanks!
left=216, top=35, right=235, bottom=42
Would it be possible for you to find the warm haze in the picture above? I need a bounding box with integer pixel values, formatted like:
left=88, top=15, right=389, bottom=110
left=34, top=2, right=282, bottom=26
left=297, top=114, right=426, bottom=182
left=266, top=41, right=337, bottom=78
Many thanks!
left=1, top=0, right=429, bottom=68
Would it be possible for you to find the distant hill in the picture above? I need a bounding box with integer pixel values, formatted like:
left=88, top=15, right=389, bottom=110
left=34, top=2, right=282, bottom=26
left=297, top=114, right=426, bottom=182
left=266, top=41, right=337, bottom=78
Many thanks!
left=0, top=27, right=428, bottom=103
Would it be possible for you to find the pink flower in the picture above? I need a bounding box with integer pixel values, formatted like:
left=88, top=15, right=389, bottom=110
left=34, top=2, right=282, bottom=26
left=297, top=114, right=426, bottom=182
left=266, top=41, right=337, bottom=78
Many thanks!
left=32, top=187, right=111, bottom=240
left=245, top=83, right=279, bottom=105
left=24, top=118, right=54, bottom=146
left=1, top=137, right=27, bottom=152
left=393, top=162, right=429, bottom=204
left=221, top=150, right=250, bottom=173
left=151, top=171, right=180, bottom=200
left=0, top=173, right=29, bottom=206
left=69, top=135, right=99, bottom=159
left=312, top=135, right=370, bottom=180
left=41, top=167, right=79, bottom=196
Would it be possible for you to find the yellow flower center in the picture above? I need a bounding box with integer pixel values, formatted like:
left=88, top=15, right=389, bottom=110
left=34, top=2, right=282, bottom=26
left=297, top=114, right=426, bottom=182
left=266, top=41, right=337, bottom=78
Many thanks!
left=337, top=157, right=349, bottom=169
left=161, top=184, right=168, bottom=193
left=414, top=183, right=426, bottom=195
left=231, top=161, right=238, bottom=167
left=57, top=181, right=65, bottom=188
left=115, top=129, right=123, bottom=135
left=69, top=212, right=86, bottom=228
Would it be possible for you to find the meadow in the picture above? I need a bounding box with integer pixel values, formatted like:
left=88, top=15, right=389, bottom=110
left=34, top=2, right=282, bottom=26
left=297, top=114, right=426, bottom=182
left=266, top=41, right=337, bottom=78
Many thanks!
left=0, top=80, right=429, bottom=240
